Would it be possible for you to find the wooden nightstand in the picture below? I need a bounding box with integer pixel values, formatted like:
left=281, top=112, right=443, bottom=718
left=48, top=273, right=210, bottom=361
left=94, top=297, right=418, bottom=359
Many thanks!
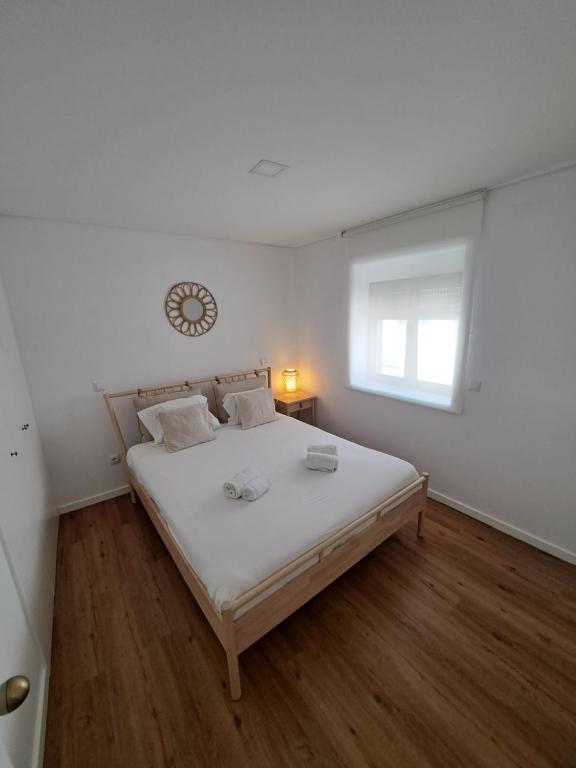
left=274, top=391, right=316, bottom=426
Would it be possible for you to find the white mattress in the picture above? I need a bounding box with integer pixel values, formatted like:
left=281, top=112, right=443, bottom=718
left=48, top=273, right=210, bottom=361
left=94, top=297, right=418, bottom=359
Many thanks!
left=127, top=415, right=418, bottom=612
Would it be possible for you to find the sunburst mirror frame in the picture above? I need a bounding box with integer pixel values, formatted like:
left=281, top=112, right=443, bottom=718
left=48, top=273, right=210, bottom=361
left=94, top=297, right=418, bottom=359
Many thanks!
left=164, top=282, right=218, bottom=337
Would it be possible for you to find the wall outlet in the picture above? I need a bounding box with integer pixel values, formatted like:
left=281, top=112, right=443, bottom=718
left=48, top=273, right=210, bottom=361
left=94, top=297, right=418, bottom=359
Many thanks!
left=109, top=454, right=122, bottom=466
left=259, top=356, right=269, bottom=366
left=467, top=379, right=482, bottom=392
left=93, top=381, right=106, bottom=392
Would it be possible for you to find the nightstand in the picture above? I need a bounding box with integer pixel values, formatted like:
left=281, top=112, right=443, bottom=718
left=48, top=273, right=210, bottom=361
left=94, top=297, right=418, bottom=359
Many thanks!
left=274, top=391, right=316, bottom=426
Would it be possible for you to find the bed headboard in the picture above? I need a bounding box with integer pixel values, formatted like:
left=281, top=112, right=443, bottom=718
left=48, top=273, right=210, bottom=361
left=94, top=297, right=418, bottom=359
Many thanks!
left=104, top=366, right=272, bottom=457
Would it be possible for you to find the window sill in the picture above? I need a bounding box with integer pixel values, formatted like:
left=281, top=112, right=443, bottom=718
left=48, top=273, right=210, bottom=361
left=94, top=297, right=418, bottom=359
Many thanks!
left=347, top=381, right=462, bottom=414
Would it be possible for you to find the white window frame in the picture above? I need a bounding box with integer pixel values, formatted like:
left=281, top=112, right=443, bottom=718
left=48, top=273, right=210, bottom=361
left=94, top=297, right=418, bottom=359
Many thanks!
left=374, top=317, right=455, bottom=399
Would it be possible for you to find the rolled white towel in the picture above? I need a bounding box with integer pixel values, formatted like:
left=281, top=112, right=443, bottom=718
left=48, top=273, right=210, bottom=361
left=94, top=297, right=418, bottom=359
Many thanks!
left=307, top=444, right=338, bottom=456
left=241, top=475, right=272, bottom=501
left=306, top=451, right=338, bottom=472
left=223, top=466, right=262, bottom=499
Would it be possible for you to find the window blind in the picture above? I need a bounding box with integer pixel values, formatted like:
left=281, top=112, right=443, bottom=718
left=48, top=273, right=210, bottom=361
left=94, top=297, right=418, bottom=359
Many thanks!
left=347, top=194, right=484, bottom=412
left=369, top=273, right=463, bottom=320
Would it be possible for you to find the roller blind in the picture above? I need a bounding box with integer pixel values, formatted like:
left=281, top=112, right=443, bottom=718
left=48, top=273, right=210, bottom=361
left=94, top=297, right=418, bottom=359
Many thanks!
left=369, top=273, right=463, bottom=319
left=347, top=194, right=484, bottom=412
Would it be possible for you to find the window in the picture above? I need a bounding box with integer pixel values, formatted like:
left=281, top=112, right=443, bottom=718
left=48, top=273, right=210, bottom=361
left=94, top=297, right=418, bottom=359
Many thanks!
left=350, top=244, right=472, bottom=410
left=349, top=240, right=474, bottom=411
left=417, top=318, right=458, bottom=386
left=347, top=194, right=483, bottom=412
left=368, top=264, right=466, bottom=398
left=347, top=193, right=483, bottom=412
left=380, top=319, right=407, bottom=377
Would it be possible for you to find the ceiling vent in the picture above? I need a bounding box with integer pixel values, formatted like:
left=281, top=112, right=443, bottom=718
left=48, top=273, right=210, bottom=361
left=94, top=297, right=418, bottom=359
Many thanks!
left=248, top=159, right=290, bottom=177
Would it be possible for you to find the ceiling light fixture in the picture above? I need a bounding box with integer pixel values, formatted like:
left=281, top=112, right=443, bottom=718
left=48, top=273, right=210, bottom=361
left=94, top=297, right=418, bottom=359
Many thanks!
left=248, top=159, right=290, bottom=178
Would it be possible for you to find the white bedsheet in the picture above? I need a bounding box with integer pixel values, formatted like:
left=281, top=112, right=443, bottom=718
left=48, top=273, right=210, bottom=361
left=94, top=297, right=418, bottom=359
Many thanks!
left=127, top=415, right=418, bottom=611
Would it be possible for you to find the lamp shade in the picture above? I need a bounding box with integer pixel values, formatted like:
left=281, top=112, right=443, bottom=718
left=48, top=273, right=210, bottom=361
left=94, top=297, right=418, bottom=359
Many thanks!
left=282, top=368, right=299, bottom=392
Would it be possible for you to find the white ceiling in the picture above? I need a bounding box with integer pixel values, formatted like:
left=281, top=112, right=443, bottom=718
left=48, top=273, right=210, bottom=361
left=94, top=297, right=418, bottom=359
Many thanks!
left=1, top=0, right=575, bottom=247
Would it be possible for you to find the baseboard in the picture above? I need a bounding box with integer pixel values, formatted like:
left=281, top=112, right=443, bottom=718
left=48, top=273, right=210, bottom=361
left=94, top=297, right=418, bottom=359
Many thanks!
left=428, top=488, right=576, bottom=566
left=58, top=485, right=130, bottom=514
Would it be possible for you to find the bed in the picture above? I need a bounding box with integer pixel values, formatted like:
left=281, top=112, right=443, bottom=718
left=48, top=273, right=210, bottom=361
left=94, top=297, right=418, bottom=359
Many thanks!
left=104, top=367, right=428, bottom=699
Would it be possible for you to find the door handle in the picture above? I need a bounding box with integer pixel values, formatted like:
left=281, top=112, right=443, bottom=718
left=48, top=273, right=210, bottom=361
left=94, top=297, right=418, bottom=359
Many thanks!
left=0, top=676, right=30, bottom=716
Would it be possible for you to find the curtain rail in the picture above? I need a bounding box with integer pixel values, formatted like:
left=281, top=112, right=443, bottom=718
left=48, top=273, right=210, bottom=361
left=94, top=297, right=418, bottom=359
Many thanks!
left=341, top=190, right=486, bottom=238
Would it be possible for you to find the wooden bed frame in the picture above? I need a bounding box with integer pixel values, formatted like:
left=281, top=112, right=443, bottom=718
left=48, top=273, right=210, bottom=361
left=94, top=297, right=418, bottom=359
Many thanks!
left=104, top=366, right=429, bottom=699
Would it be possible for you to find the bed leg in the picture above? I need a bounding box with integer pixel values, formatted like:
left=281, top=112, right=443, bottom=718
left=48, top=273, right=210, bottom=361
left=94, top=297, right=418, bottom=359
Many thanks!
left=226, top=650, right=242, bottom=701
left=126, top=468, right=137, bottom=504
left=417, top=508, right=425, bottom=539
left=418, top=472, right=429, bottom=539
left=221, top=603, right=242, bottom=700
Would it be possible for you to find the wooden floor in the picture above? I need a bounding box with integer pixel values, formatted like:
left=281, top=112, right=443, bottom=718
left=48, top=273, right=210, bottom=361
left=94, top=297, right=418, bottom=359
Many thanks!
left=44, top=495, right=576, bottom=768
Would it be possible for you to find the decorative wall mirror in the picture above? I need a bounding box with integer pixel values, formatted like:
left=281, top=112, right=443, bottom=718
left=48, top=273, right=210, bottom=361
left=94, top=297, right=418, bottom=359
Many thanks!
left=165, top=282, right=218, bottom=337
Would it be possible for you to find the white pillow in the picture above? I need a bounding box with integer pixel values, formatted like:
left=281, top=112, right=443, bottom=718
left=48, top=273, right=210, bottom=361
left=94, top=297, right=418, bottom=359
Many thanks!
left=236, top=388, right=278, bottom=430
left=138, top=395, right=219, bottom=444
left=157, top=402, right=216, bottom=452
left=222, top=388, right=264, bottom=425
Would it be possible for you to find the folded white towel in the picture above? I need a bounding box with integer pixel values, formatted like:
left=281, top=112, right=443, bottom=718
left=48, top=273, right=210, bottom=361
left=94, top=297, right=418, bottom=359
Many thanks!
left=223, top=466, right=262, bottom=499
left=307, top=444, right=338, bottom=456
left=306, top=451, right=338, bottom=472
left=241, top=475, right=272, bottom=501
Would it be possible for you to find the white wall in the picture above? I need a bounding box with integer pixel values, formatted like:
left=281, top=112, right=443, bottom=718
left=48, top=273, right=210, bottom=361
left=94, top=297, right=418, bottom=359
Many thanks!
left=0, top=219, right=297, bottom=509
left=295, top=166, right=576, bottom=562
left=1, top=167, right=574, bottom=563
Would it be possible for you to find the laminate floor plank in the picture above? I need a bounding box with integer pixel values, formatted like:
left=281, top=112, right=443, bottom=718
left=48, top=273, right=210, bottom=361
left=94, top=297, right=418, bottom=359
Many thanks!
left=44, top=496, right=576, bottom=767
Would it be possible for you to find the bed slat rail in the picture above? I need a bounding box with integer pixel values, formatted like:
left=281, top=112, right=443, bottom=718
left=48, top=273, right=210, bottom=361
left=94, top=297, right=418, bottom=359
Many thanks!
left=226, top=474, right=428, bottom=613
left=231, top=489, right=426, bottom=655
